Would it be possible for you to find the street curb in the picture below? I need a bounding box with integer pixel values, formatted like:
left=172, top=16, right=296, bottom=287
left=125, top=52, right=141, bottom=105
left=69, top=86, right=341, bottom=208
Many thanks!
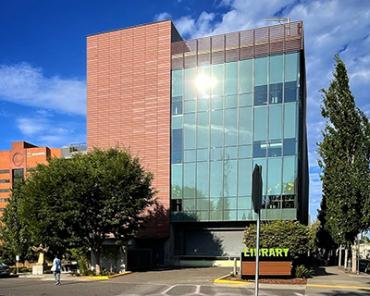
left=307, top=283, right=370, bottom=291
left=72, top=271, right=133, bottom=281
left=213, top=275, right=251, bottom=285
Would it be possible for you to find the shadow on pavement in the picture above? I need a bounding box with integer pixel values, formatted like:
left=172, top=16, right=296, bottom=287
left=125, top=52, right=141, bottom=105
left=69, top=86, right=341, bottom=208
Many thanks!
left=314, top=266, right=336, bottom=276
left=315, top=290, right=370, bottom=296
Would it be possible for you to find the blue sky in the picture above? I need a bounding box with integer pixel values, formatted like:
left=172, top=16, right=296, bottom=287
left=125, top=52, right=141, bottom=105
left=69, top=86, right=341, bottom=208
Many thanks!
left=0, top=0, right=369, bottom=221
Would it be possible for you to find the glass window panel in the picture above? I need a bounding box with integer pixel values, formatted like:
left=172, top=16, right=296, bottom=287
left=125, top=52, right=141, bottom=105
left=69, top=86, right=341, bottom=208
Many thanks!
left=239, top=145, right=252, bottom=158
left=184, top=163, right=196, bottom=198
left=197, top=112, right=209, bottom=148
left=225, top=62, right=238, bottom=95
left=184, top=113, right=196, bottom=149
left=210, top=210, right=223, bottom=221
left=184, top=68, right=197, bottom=100
left=184, top=150, right=196, bottom=162
left=238, top=159, right=252, bottom=196
left=212, top=64, right=224, bottom=96
left=211, top=109, right=223, bottom=147
left=253, top=141, right=267, bottom=158
left=254, top=106, right=267, bottom=141
left=197, top=66, right=211, bottom=97
left=197, top=211, right=209, bottom=221
left=197, top=149, right=209, bottom=161
left=283, top=156, right=296, bottom=194
left=283, top=138, right=296, bottom=156
left=284, top=81, right=297, bottom=102
left=172, top=69, right=183, bottom=97
left=224, top=108, right=238, bottom=146
left=253, top=158, right=267, bottom=195
left=269, top=83, right=282, bottom=104
left=239, top=107, right=252, bottom=145
left=225, top=95, right=237, bottom=108
left=239, top=59, right=253, bottom=93
left=285, top=52, right=299, bottom=82
left=198, top=98, right=209, bottom=112
left=211, top=96, right=223, bottom=110
left=183, top=199, right=195, bottom=210
left=238, top=196, right=252, bottom=209
left=210, top=147, right=223, bottom=160
left=284, top=102, right=297, bottom=139
left=223, top=210, right=237, bottom=221
left=196, top=162, right=209, bottom=197
left=171, top=164, right=183, bottom=198
left=238, top=209, right=253, bottom=221
left=267, top=157, right=282, bottom=195
left=184, top=100, right=196, bottom=113
left=239, top=93, right=253, bottom=107
left=270, top=55, right=283, bottom=84
left=224, top=197, right=237, bottom=210
left=268, top=139, right=282, bottom=157
left=282, top=195, right=295, bottom=208
left=210, top=161, right=223, bottom=197
left=172, top=100, right=183, bottom=115
left=197, top=198, right=209, bottom=210
left=210, top=198, right=223, bottom=211
left=172, top=115, right=182, bottom=129
left=254, top=85, right=267, bottom=105
left=171, top=129, right=183, bottom=163
left=269, top=104, right=282, bottom=140
left=255, top=57, right=268, bottom=86
left=225, top=146, right=238, bottom=159
left=224, top=159, right=237, bottom=197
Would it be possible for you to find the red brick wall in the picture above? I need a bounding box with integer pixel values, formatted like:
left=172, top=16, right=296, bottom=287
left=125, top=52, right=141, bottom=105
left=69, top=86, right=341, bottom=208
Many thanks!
left=87, top=21, right=172, bottom=238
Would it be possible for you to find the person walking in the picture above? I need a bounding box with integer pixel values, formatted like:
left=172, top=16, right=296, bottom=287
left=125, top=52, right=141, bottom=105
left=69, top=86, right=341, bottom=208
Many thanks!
left=51, top=254, right=62, bottom=286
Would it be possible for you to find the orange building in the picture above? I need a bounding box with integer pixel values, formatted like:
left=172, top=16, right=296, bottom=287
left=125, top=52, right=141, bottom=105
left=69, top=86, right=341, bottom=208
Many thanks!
left=0, top=141, right=62, bottom=214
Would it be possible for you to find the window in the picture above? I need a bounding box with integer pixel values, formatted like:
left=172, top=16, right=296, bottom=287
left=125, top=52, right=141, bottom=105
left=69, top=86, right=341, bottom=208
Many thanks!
left=225, top=95, right=237, bottom=108
left=12, top=168, right=24, bottom=186
left=283, top=156, right=296, bottom=194
left=239, top=145, right=252, bottom=159
left=0, top=189, right=10, bottom=193
left=284, top=102, right=297, bottom=138
left=0, top=169, right=9, bottom=174
left=267, top=140, right=282, bottom=157
left=183, top=163, right=196, bottom=198
left=171, top=129, right=183, bottom=163
left=253, top=141, right=267, bottom=158
left=225, top=62, right=238, bottom=95
left=172, top=100, right=183, bottom=115
left=224, top=159, right=237, bottom=197
left=267, top=157, right=282, bottom=195
left=265, top=195, right=281, bottom=209
left=255, top=57, right=268, bottom=86
left=172, top=69, right=183, bottom=97
left=184, top=113, right=196, bottom=149
left=210, top=161, right=223, bottom=197
left=254, top=106, right=267, bottom=141
left=211, top=109, right=223, bottom=147
left=239, top=107, right=252, bottom=145
left=184, top=100, right=196, bottom=113
left=238, top=159, right=252, bottom=196
left=197, top=112, right=209, bottom=148
left=196, top=162, right=209, bottom=197
left=239, top=93, right=253, bottom=107
left=269, top=104, right=282, bottom=140
left=270, top=55, right=283, bottom=84
left=198, top=98, right=209, bottom=112
left=171, top=164, right=183, bottom=198
left=283, top=138, right=296, bottom=156
left=184, top=68, right=197, bottom=100
left=239, top=59, right=253, bottom=93
left=0, top=179, right=10, bottom=183
left=211, top=64, right=224, bottom=96
left=269, top=83, right=282, bottom=104
left=224, top=108, right=238, bottom=146
left=285, top=52, right=298, bottom=82
left=254, top=85, right=267, bottom=105
left=284, top=81, right=297, bottom=102
left=282, top=195, right=295, bottom=208
left=184, top=150, right=196, bottom=162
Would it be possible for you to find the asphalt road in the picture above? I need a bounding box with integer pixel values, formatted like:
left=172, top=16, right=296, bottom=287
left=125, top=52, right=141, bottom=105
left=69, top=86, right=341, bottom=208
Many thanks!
left=0, top=267, right=368, bottom=296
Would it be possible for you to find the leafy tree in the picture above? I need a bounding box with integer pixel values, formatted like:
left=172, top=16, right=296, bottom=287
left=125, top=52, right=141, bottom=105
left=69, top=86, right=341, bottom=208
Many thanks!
left=318, top=56, right=370, bottom=246
left=243, top=220, right=309, bottom=258
left=1, top=148, right=155, bottom=274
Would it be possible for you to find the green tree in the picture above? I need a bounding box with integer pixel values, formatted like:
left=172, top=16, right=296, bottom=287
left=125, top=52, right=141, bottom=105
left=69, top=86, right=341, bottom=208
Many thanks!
left=1, top=148, right=155, bottom=274
left=318, top=56, right=370, bottom=246
left=243, top=220, right=309, bottom=259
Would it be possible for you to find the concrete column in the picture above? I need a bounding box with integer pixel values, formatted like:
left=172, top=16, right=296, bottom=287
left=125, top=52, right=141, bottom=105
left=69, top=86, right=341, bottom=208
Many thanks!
left=351, top=245, right=357, bottom=273
left=338, top=246, right=342, bottom=267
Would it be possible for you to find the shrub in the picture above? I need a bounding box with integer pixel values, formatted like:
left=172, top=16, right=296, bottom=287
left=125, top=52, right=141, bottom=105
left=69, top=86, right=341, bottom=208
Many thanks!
left=295, top=264, right=314, bottom=278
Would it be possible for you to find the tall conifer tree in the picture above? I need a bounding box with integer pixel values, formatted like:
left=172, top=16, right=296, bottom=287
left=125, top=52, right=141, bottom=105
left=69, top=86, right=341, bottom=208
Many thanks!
left=318, top=56, right=370, bottom=246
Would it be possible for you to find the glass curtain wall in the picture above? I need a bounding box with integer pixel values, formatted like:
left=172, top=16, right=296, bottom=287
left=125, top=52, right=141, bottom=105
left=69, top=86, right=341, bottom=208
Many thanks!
left=171, top=52, right=300, bottom=222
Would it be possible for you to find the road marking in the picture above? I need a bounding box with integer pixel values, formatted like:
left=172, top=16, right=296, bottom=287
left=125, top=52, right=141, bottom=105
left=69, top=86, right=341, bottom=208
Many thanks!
left=307, top=283, right=370, bottom=291
left=213, top=275, right=251, bottom=286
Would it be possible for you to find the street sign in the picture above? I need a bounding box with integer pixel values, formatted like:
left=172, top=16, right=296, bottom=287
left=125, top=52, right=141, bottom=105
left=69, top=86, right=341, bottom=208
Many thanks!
left=252, top=164, right=262, bottom=213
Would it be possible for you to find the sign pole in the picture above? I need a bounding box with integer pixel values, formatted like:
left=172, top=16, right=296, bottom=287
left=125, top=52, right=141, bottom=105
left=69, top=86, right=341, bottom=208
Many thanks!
left=251, top=164, right=262, bottom=296
left=255, top=209, right=260, bottom=296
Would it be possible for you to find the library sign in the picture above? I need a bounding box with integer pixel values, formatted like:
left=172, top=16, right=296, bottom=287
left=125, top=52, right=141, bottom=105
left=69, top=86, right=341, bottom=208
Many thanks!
left=242, top=247, right=289, bottom=258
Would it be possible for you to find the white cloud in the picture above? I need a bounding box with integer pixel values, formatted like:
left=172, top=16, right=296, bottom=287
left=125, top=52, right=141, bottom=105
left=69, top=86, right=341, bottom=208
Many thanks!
left=0, top=63, right=86, bottom=115
left=16, top=114, right=84, bottom=147
left=154, top=12, right=172, bottom=21
left=172, top=0, right=370, bottom=219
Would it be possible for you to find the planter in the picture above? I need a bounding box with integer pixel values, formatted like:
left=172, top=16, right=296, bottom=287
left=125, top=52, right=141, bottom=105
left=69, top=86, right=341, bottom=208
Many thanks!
left=241, top=261, right=292, bottom=277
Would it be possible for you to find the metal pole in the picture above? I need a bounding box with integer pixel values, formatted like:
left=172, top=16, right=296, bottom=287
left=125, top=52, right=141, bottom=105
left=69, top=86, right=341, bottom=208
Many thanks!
left=255, top=210, right=260, bottom=296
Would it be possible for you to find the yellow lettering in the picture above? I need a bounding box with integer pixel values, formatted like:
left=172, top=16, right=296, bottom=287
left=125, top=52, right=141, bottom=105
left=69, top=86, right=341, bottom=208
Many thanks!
left=275, top=248, right=283, bottom=256
left=283, top=248, right=289, bottom=257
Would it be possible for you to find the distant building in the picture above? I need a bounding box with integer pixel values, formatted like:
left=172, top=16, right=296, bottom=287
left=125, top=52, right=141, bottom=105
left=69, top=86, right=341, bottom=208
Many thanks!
left=87, top=20, right=309, bottom=266
left=0, top=141, right=87, bottom=215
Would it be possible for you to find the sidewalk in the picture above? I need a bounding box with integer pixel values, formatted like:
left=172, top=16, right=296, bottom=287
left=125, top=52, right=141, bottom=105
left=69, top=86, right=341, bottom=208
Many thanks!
left=306, top=266, right=370, bottom=294
left=17, top=271, right=131, bottom=281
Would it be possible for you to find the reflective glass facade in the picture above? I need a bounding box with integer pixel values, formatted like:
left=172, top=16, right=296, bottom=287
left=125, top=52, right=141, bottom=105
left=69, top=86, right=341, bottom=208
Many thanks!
left=171, top=52, right=303, bottom=222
